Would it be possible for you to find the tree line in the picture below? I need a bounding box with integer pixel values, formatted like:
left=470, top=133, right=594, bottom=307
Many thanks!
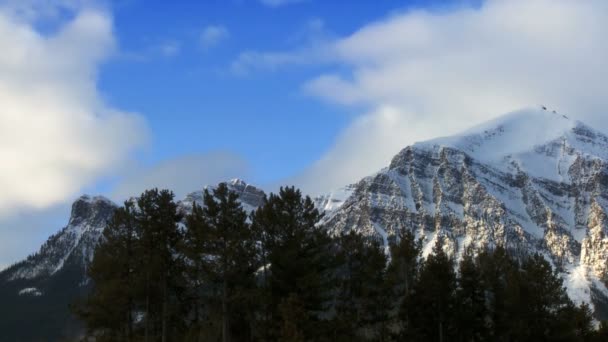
left=74, top=183, right=608, bottom=341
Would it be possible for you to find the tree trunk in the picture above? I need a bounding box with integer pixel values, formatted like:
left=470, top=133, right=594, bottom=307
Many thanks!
left=439, top=319, right=444, bottom=342
left=162, top=274, right=168, bottom=342
left=145, top=285, right=150, bottom=342
left=222, top=279, right=229, bottom=342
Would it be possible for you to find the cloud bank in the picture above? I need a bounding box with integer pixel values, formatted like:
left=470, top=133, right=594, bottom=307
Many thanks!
left=251, top=0, right=608, bottom=194
left=0, top=4, right=146, bottom=215
left=111, top=152, right=252, bottom=202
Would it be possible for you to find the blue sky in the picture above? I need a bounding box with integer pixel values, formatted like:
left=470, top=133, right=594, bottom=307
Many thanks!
left=97, top=0, right=461, bottom=187
left=2, top=0, right=608, bottom=266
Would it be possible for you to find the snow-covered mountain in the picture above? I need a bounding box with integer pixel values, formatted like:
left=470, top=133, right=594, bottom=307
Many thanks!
left=2, top=107, right=608, bottom=339
left=319, top=106, right=608, bottom=314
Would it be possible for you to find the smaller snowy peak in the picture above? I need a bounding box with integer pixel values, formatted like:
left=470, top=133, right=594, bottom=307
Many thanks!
left=2, top=195, right=117, bottom=281
left=180, top=180, right=266, bottom=213
left=69, top=195, right=117, bottom=227
left=229, top=178, right=247, bottom=187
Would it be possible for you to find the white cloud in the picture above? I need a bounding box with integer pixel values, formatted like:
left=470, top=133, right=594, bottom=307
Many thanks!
left=252, top=0, right=608, bottom=194
left=111, top=152, right=252, bottom=201
left=231, top=48, right=321, bottom=75
left=200, top=25, right=229, bottom=49
left=158, top=40, right=181, bottom=57
left=259, top=0, right=307, bottom=8
left=289, top=106, right=429, bottom=195
left=0, top=5, right=147, bottom=215
left=231, top=18, right=332, bottom=75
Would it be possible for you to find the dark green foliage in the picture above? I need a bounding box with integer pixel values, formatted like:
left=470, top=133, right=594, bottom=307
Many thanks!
left=75, top=201, right=138, bottom=341
left=182, top=183, right=258, bottom=341
left=278, top=294, right=307, bottom=342
left=76, top=184, right=606, bottom=342
left=134, top=189, right=185, bottom=342
left=386, top=229, right=422, bottom=337
left=250, top=186, right=334, bottom=341
left=333, top=231, right=388, bottom=341
left=76, top=189, right=185, bottom=341
left=454, top=249, right=488, bottom=342
left=408, top=237, right=457, bottom=342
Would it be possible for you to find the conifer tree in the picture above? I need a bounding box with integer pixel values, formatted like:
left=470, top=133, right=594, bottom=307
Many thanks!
left=134, top=189, right=184, bottom=342
left=76, top=201, right=135, bottom=341
left=476, top=246, right=517, bottom=340
left=409, top=237, right=456, bottom=342
left=190, top=183, right=258, bottom=342
left=386, top=229, right=422, bottom=337
left=454, top=249, right=488, bottom=342
left=334, top=231, right=388, bottom=341
left=250, top=186, right=332, bottom=341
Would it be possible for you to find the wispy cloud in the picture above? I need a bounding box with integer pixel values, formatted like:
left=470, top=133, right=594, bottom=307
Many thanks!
left=158, top=40, right=181, bottom=57
left=111, top=152, right=252, bottom=201
left=200, top=25, right=229, bottom=49
left=259, top=0, right=307, bottom=8
left=230, top=18, right=332, bottom=75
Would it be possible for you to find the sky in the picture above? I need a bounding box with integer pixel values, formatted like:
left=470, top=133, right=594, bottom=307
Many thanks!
left=2, top=0, right=608, bottom=267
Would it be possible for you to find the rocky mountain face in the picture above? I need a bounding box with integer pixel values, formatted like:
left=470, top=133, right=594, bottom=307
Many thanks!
left=319, top=107, right=608, bottom=316
left=2, top=107, right=608, bottom=340
left=2, top=195, right=117, bottom=283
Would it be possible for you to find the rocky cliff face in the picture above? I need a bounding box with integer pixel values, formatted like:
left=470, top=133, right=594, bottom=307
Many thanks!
left=318, top=107, right=608, bottom=312
left=2, top=195, right=117, bottom=282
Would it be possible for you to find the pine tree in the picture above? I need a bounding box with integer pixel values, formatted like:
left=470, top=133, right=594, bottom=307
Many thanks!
left=333, top=231, right=388, bottom=341
left=75, top=201, right=135, bottom=341
left=386, top=229, right=422, bottom=337
left=181, top=202, right=210, bottom=341
left=476, top=246, right=517, bottom=340
left=134, top=189, right=185, bottom=342
left=454, top=249, right=488, bottom=342
left=409, top=237, right=456, bottom=342
left=250, top=186, right=333, bottom=341
left=279, top=294, right=307, bottom=342
left=189, top=183, right=258, bottom=342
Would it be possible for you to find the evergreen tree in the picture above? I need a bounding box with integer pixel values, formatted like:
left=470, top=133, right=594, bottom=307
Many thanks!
left=186, top=183, right=258, bottom=342
left=75, top=201, right=135, bottom=341
left=409, top=237, right=456, bottom=342
left=134, top=189, right=185, bottom=342
left=476, top=246, right=517, bottom=341
left=279, top=294, right=307, bottom=342
left=386, top=229, right=422, bottom=337
left=454, top=249, right=488, bottom=342
left=333, top=231, right=388, bottom=341
left=250, top=186, right=333, bottom=341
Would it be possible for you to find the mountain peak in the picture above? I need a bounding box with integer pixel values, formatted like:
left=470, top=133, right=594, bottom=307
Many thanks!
left=416, top=107, right=575, bottom=156
left=407, top=107, right=608, bottom=182
left=69, top=195, right=116, bottom=228
left=228, top=178, right=247, bottom=187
